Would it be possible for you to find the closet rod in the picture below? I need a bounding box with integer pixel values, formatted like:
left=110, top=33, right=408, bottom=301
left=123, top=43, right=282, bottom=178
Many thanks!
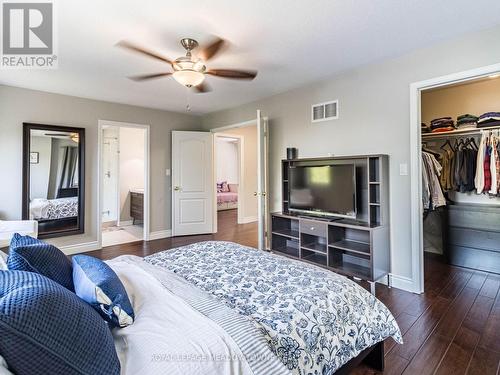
left=422, top=124, right=500, bottom=139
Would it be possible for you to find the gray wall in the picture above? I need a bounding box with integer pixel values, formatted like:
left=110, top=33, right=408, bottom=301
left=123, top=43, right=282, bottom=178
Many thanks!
left=202, top=25, right=500, bottom=280
left=0, top=85, right=200, bottom=249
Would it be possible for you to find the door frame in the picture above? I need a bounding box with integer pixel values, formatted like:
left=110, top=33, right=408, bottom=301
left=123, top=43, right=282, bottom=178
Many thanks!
left=101, top=129, right=120, bottom=226
left=97, top=120, right=150, bottom=248
left=409, top=62, right=500, bottom=294
left=213, top=133, right=244, bottom=230
left=211, top=116, right=269, bottom=248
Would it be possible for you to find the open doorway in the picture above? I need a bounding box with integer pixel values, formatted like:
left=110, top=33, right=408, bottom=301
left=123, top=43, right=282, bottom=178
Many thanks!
left=410, top=63, right=500, bottom=293
left=99, top=121, right=149, bottom=247
left=213, top=122, right=259, bottom=237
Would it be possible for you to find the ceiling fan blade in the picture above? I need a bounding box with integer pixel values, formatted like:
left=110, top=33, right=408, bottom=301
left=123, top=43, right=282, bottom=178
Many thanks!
left=193, top=81, right=212, bottom=93
left=116, top=41, right=173, bottom=65
left=128, top=72, right=172, bottom=81
left=206, top=69, right=257, bottom=80
left=198, top=37, right=227, bottom=61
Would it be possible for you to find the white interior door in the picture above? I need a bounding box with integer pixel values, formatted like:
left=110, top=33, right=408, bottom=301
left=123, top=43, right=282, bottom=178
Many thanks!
left=172, top=131, right=214, bottom=236
left=257, top=110, right=269, bottom=250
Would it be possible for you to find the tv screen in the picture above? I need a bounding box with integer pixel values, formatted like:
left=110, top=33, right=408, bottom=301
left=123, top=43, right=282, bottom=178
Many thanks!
left=289, top=164, right=356, bottom=218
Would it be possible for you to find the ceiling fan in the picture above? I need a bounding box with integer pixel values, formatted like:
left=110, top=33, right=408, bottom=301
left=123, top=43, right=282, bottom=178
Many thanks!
left=117, top=37, right=257, bottom=93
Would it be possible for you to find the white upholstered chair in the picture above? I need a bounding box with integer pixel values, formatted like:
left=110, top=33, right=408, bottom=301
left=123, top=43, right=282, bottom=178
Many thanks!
left=0, top=220, right=38, bottom=249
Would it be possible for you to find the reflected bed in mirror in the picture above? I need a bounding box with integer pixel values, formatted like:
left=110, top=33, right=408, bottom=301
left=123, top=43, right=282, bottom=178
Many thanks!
left=22, top=123, right=85, bottom=238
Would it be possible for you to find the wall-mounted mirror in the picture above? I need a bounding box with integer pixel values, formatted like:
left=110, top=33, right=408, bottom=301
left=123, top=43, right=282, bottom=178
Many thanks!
left=22, top=123, right=85, bottom=238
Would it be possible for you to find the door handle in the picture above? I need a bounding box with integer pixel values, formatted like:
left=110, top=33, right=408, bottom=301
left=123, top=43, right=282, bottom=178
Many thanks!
left=253, top=192, right=258, bottom=196
left=174, top=186, right=181, bottom=191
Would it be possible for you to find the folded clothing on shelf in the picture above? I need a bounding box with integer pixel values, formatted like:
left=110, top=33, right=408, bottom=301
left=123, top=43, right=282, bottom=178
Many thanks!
left=430, top=116, right=455, bottom=131
left=431, top=126, right=455, bottom=133
left=421, top=122, right=430, bottom=133
left=456, top=122, right=478, bottom=130
left=456, top=114, right=478, bottom=129
left=477, top=112, right=500, bottom=128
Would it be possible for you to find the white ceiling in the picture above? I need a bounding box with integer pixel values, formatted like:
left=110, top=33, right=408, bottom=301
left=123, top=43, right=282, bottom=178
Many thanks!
left=2, top=0, right=500, bottom=114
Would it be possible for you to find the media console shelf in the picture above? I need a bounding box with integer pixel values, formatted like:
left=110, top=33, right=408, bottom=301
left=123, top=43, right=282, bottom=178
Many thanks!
left=271, top=155, right=390, bottom=294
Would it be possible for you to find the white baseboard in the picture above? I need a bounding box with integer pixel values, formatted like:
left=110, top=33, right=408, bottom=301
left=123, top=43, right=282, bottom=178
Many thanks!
left=389, top=274, right=417, bottom=293
left=118, top=220, right=134, bottom=227
left=60, top=241, right=100, bottom=255
left=238, top=216, right=258, bottom=224
left=149, top=229, right=172, bottom=241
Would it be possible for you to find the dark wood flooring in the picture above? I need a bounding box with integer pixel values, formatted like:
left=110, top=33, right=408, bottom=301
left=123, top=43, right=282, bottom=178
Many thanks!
left=88, top=210, right=500, bottom=375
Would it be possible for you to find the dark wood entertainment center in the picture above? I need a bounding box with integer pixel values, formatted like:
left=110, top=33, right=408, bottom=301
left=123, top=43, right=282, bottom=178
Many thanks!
left=270, top=154, right=390, bottom=294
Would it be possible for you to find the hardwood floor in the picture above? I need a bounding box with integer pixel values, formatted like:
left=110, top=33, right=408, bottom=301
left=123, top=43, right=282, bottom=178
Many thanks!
left=87, top=210, right=500, bottom=375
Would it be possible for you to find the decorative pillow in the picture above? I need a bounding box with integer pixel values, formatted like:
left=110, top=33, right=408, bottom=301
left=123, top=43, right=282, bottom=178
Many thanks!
left=0, top=270, right=120, bottom=375
left=221, top=181, right=230, bottom=192
left=72, top=255, right=134, bottom=328
left=228, top=183, right=238, bottom=193
left=7, top=233, right=74, bottom=291
left=216, top=182, right=224, bottom=193
left=0, top=251, right=7, bottom=271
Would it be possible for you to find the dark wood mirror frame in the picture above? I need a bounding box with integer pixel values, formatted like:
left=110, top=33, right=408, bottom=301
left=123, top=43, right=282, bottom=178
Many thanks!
left=22, top=123, right=85, bottom=239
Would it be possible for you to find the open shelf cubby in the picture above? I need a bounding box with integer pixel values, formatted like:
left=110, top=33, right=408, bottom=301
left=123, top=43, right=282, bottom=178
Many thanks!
left=328, top=251, right=372, bottom=279
left=301, top=248, right=328, bottom=267
left=271, top=154, right=390, bottom=287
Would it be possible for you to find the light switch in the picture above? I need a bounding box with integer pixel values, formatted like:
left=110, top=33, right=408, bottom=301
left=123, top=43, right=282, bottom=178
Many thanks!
left=399, top=163, right=408, bottom=176
left=165, top=169, right=171, bottom=176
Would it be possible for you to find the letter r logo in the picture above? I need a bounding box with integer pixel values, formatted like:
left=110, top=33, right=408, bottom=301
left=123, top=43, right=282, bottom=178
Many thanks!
left=2, top=3, right=53, bottom=55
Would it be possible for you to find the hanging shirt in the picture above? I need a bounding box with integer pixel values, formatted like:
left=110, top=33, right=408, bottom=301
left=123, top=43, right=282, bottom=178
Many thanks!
left=475, top=132, right=487, bottom=194
left=422, top=152, right=446, bottom=209
left=484, top=145, right=492, bottom=193
left=490, top=136, right=498, bottom=195
left=439, top=149, right=454, bottom=191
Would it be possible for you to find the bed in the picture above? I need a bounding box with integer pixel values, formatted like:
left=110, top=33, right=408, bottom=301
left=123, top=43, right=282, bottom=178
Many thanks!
left=29, top=196, right=78, bottom=220
left=217, top=183, right=238, bottom=211
left=108, top=241, right=402, bottom=374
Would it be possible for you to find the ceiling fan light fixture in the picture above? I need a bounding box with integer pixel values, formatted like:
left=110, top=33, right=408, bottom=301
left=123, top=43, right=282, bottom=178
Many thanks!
left=173, top=70, right=205, bottom=87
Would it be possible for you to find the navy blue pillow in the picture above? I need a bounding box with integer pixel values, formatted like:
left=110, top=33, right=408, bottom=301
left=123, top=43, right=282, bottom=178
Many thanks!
left=73, top=255, right=134, bottom=328
left=7, top=233, right=74, bottom=291
left=0, top=270, right=120, bottom=375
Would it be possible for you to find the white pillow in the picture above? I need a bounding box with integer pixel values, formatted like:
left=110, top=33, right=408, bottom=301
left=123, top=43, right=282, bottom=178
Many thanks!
left=0, top=250, right=7, bottom=270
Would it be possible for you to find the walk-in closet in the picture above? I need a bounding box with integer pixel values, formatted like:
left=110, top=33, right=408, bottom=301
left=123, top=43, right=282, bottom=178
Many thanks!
left=421, top=75, right=500, bottom=276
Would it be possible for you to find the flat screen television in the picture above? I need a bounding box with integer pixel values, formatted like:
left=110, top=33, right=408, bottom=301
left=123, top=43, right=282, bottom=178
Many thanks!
left=289, top=164, right=356, bottom=218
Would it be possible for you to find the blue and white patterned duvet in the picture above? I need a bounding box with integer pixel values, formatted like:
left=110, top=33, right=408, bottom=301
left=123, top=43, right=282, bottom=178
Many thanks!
left=146, top=241, right=402, bottom=375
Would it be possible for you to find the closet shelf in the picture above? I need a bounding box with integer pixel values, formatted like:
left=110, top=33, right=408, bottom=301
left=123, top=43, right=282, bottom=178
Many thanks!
left=422, top=124, right=500, bottom=139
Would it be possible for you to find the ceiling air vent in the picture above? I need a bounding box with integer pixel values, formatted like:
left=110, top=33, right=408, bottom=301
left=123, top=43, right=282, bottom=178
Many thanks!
left=311, top=100, right=339, bottom=123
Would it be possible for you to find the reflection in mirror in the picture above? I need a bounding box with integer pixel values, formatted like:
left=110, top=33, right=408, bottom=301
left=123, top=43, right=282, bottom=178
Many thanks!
left=23, top=123, right=85, bottom=238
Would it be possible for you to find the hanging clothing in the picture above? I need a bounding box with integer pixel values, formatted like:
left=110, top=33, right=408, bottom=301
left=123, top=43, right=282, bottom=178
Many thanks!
left=475, top=132, right=487, bottom=194
left=439, top=149, right=454, bottom=191
left=484, top=144, right=492, bottom=192
left=490, top=137, right=498, bottom=195
left=422, top=151, right=446, bottom=210
left=496, top=137, right=500, bottom=195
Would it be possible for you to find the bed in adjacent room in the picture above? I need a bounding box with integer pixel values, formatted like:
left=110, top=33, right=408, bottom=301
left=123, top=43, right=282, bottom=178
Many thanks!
left=217, top=182, right=238, bottom=211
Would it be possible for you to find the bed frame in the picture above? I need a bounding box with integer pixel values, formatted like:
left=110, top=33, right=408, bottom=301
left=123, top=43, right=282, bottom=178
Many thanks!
left=336, top=341, right=384, bottom=374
